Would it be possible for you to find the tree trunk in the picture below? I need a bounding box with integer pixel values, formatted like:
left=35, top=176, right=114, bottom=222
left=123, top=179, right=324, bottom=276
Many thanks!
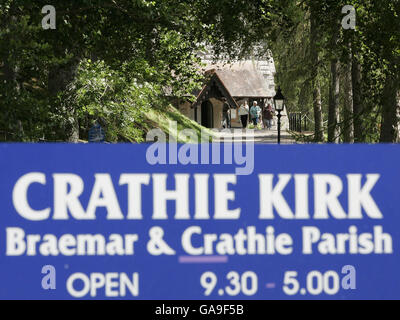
left=352, top=54, right=363, bottom=142
left=380, top=75, right=400, bottom=142
left=328, top=59, right=340, bottom=143
left=1, top=17, right=19, bottom=90
left=48, top=60, right=80, bottom=142
left=48, top=61, right=79, bottom=96
left=0, top=16, right=22, bottom=141
left=310, top=9, right=324, bottom=142
left=1, top=60, right=16, bottom=83
left=327, top=25, right=340, bottom=143
left=68, top=112, right=80, bottom=143
left=342, top=43, right=354, bottom=143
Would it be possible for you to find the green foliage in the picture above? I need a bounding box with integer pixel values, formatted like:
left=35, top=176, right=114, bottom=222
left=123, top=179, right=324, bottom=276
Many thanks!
left=270, top=0, right=399, bottom=143
left=146, top=105, right=216, bottom=143
left=1, top=1, right=398, bottom=143
left=0, top=0, right=279, bottom=142
left=58, top=59, right=163, bottom=142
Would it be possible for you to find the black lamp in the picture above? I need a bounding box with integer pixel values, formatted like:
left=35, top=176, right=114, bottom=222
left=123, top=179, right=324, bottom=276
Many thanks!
left=273, top=87, right=285, bottom=144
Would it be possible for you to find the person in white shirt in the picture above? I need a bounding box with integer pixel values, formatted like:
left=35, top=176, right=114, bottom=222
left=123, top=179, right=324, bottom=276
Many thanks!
left=238, top=101, right=250, bottom=128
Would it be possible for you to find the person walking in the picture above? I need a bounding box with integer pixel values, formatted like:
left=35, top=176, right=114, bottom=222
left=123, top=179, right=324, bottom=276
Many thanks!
left=238, top=101, right=249, bottom=128
left=222, top=98, right=231, bottom=129
left=263, top=104, right=274, bottom=130
left=250, top=101, right=261, bottom=126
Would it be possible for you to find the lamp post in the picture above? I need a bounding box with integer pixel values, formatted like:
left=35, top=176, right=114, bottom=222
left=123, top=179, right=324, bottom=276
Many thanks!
left=273, top=87, right=285, bottom=144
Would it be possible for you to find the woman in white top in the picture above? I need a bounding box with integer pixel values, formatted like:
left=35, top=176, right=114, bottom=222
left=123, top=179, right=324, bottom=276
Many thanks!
left=238, top=101, right=250, bottom=128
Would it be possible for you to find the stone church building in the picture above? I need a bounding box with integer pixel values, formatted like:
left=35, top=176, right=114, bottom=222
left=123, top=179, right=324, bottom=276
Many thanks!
left=178, top=54, right=289, bottom=129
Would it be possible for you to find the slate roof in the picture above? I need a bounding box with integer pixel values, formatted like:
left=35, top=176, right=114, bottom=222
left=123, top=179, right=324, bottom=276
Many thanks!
left=205, top=60, right=275, bottom=97
left=193, top=72, right=239, bottom=109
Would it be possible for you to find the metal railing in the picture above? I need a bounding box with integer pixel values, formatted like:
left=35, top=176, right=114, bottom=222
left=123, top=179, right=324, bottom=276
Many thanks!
left=289, top=112, right=310, bottom=132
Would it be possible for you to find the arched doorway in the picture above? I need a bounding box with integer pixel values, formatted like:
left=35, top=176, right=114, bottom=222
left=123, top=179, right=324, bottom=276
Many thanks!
left=201, top=100, right=214, bottom=128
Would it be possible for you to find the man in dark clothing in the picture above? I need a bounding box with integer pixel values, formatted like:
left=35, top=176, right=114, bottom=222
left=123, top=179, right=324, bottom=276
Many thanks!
left=263, top=104, right=274, bottom=130
left=222, top=98, right=231, bottom=128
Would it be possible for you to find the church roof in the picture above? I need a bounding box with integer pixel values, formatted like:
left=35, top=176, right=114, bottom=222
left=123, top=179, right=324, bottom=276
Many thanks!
left=192, top=57, right=276, bottom=108
left=193, top=72, right=239, bottom=109
left=205, top=60, right=275, bottom=98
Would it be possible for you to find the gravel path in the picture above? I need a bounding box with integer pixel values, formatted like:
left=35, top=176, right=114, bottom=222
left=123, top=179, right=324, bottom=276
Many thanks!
left=213, top=128, right=296, bottom=144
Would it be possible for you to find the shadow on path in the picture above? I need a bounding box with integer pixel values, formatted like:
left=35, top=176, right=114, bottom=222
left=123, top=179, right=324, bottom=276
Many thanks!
left=213, top=129, right=296, bottom=144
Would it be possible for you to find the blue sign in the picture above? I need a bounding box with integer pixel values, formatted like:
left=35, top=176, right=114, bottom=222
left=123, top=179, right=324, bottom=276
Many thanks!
left=0, top=143, right=399, bottom=299
left=88, top=123, right=105, bottom=143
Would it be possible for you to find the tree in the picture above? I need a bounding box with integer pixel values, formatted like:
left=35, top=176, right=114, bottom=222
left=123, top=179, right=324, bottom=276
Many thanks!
left=309, top=3, right=324, bottom=142
left=328, top=55, right=341, bottom=143
left=327, top=5, right=342, bottom=143
left=0, top=0, right=278, bottom=142
left=271, top=0, right=399, bottom=145
left=352, top=49, right=364, bottom=142
left=342, top=39, right=354, bottom=143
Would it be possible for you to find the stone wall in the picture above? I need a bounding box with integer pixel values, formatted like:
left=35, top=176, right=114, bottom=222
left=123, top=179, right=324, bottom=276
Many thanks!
left=178, top=101, right=194, bottom=119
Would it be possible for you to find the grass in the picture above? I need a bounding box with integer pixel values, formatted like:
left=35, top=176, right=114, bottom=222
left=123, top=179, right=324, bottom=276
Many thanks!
left=143, top=104, right=216, bottom=143
left=288, top=130, right=318, bottom=143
